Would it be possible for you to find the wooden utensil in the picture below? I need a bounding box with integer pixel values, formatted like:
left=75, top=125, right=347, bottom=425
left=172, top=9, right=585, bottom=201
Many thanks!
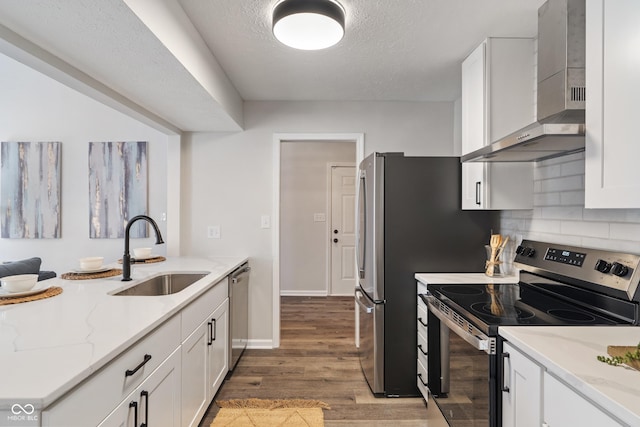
left=495, top=236, right=510, bottom=264
left=485, top=234, right=502, bottom=276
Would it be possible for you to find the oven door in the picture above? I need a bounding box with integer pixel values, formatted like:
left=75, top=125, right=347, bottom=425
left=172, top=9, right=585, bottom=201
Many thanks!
left=426, top=294, right=498, bottom=427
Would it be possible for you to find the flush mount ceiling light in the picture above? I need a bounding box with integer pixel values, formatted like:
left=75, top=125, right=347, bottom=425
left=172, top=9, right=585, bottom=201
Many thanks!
left=272, top=0, right=345, bottom=50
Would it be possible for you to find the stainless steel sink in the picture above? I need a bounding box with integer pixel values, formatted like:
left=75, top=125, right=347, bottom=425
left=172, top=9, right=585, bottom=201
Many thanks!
left=113, top=272, right=209, bottom=296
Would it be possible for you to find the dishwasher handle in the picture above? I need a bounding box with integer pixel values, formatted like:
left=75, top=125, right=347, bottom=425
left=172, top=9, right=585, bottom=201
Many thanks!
left=230, top=265, right=251, bottom=283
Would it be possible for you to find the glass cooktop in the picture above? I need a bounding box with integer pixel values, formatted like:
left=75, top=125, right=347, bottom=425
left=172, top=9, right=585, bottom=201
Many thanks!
left=426, top=282, right=625, bottom=335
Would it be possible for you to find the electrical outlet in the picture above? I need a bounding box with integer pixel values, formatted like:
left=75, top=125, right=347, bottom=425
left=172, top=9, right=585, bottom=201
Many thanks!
left=207, top=225, right=221, bottom=239
left=313, top=213, right=326, bottom=222
left=261, top=215, right=271, bottom=229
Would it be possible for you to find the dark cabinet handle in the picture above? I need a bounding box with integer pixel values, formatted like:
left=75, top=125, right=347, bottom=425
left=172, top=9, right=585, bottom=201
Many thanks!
left=501, top=352, right=510, bottom=392
left=207, top=321, right=213, bottom=346
left=140, top=390, right=149, bottom=427
left=125, top=354, right=152, bottom=377
left=212, top=318, right=217, bottom=341
left=129, top=401, right=138, bottom=426
left=418, top=344, right=428, bottom=356
left=417, top=373, right=428, bottom=387
left=475, top=181, right=482, bottom=205
left=418, top=317, right=427, bottom=327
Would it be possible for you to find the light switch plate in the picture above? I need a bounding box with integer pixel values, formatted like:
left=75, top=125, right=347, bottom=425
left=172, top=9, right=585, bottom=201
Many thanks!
left=313, top=213, right=326, bottom=222
left=207, top=225, right=220, bottom=239
left=261, top=215, right=271, bottom=229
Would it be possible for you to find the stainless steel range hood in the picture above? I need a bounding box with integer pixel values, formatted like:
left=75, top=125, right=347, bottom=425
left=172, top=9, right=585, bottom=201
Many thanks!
left=462, top=0, right=586, bottom=163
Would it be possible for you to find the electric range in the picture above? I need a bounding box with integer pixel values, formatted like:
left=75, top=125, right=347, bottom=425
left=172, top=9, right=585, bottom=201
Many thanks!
left=421, top=240, right=640, bottom=427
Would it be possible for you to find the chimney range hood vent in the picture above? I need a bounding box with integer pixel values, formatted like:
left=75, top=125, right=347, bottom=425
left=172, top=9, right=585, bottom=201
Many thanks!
left=462, top=0, right=586, bottom=163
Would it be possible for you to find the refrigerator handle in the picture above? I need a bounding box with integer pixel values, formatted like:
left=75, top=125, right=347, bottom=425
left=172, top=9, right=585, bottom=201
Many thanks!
left=356, top=171, right=367, bottom=279
left=355, top=289, right=374, bottom=313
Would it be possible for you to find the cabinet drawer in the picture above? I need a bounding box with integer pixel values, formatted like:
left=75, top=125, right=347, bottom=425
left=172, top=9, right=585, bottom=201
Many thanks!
left=417, top=303, right=428, bottom=334
left=417, top=331, right=428, bottom=369
left=182, top=277, right=228, bottom=340
left=417, top=358, right=429, bottom=400
left=43, top=314, right=180, bottom=427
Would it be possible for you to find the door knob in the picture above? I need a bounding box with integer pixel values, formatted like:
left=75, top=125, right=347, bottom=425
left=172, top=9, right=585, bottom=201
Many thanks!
left=333, top=238, right=339, bottom=243
left=334, top=229, right=338, bottom=234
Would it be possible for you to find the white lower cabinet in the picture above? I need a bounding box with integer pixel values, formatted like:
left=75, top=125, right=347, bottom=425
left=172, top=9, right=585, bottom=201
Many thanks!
left=501, top=342, right=542, bottom=427
left=98, top=348, right=182, bottom=427
left=42, top=278, right=230, bottom=427
left=502, top=341, right=624, bottom=427
left=416, top=281, right=429, bottom=401
left=542, top=373, right=623, bottom=427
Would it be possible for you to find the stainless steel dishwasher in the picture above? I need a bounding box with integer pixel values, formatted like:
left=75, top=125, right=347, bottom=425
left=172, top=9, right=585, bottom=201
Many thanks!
left=228, top=262, right=250, bottom=371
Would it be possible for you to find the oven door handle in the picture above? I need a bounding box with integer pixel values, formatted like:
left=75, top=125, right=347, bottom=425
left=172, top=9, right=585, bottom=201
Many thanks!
left=426, top=296, right=493, bottom=354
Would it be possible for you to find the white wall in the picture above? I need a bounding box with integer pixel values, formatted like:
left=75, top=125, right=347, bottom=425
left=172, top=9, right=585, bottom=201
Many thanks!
left=0, top=53, right=169, bottom=273
left=280, top=141, right=355, bottom=295
left=500, top=152, right=640, bottom=254
left=182, top=100, right=456, bottom=343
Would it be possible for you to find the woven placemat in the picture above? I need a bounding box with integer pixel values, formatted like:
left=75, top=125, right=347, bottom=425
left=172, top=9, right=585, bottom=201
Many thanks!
left=117, top=256, right=166, bottom=265
left=0, top=286, right=63, bottom=306
left=61, top=268, right=123, bottom=280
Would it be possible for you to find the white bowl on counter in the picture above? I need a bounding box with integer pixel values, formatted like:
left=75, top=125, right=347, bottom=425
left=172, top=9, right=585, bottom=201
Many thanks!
left=79, top=257, right=104, bottom=271
left=133, top=247, right=152, bottom=259
left=1, top=274, right=39, bottom=293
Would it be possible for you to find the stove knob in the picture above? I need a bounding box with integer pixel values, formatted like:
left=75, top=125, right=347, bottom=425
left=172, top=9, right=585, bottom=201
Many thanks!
left=515, top=245, right=525, bottom=255
left=594, top=259, right=612, bottom=273
left=523, top=247, right=535, bottom=257
left=611, top=262, right=629, bottom=277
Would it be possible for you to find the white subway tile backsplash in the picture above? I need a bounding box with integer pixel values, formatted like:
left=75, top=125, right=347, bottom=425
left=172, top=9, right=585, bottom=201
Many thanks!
left=540, top=206, right=583, bottom=220
left=534, top=192, right=561, bottom=206
left=610, top=223, right=640, bottom=241
left=560, top=221, right=609, bottom=239
left=560, top=159, right=585, bottom=176
left=539, top=175, right=583, bottom=193
left=500, top=153, right=640, bottom=253
left=534, top=163, right=562, bottom=180
left=560, top=190, right=585, bottom=206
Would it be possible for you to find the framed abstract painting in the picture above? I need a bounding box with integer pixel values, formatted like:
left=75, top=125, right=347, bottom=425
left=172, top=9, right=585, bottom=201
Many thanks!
left=88, top=141, right=148, bottom=238
left=1, top=141, right=62, bottom=239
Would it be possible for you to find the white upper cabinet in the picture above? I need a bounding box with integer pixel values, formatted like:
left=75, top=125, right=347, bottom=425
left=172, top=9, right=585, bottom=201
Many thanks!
left=461, top=38, right=535, bottom=210
left=585, top=0, right=640, bottom=208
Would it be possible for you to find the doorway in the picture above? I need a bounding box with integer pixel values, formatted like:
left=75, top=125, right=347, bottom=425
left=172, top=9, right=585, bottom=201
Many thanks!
left=272, top=133, right=364, bottom=347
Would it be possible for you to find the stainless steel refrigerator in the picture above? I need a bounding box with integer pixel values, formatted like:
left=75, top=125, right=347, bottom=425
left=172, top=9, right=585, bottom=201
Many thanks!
left=355, top=152, right=499, bottom=397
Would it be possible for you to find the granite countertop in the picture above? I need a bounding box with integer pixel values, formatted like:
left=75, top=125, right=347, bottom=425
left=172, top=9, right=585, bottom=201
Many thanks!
left=0, top=256, right=247, bottom=411
left=500, top=326, right=640, bottom=426
left=415, top=272, right=519, bottom=285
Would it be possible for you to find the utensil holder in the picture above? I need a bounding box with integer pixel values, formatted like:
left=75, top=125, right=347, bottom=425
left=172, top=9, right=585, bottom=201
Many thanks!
left=485, top=245, right=502, bottom=277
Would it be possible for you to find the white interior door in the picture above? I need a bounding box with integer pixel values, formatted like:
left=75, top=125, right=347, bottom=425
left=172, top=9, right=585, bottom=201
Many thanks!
left=330, top=165, right=356, bottom=295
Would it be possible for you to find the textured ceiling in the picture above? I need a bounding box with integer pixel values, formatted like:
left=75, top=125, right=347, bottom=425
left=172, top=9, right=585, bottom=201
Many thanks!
left=0, top=0, right=546, bottom=132
left=180, top=0, right=545, bottom=102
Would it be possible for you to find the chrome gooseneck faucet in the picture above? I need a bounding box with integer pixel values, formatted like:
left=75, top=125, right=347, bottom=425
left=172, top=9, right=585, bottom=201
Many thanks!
left=122, top=215, right=165, bottom=281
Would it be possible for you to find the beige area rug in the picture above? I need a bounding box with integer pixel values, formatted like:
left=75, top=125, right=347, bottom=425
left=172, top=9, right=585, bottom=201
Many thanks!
left=212, top=399, right=330, bottom=427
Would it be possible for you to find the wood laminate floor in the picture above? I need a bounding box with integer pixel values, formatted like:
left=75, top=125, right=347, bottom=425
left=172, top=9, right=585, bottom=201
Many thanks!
left=199, top=296, right=448, bottom=427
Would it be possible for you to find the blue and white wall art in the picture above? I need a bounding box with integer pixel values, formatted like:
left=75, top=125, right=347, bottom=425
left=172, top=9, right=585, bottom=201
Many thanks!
left=1, top=141, right=62, bottom=239
left=88, top=141, right=148, bottom=238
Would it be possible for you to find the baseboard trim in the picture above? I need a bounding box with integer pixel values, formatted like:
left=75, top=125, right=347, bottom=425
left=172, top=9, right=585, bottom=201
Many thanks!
left=280, top=290, right=328, bottom=297
left=247, top=339, right=274, bottom=349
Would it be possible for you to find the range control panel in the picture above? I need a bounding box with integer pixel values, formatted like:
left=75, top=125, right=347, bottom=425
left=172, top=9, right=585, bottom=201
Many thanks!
left=544, top=248, right=586, bottom=267
left=514, top=240, right=640, bottom=301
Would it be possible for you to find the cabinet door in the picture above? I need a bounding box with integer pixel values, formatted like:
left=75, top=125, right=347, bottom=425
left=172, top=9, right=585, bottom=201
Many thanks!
left=543, top=372, right=623, bottom=427
left=207, top=299, right=229, bottom=401
left=181, top=319, right=209, bottom=427
left=502, top=342, right=542, bottom=427
left=462, top=163, right=485, bottom=209
left=585, top=0, right=640, bottom=208
left=462, top=41, right=486, bottom=155
left=99, top=349, right=182, bottom=427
